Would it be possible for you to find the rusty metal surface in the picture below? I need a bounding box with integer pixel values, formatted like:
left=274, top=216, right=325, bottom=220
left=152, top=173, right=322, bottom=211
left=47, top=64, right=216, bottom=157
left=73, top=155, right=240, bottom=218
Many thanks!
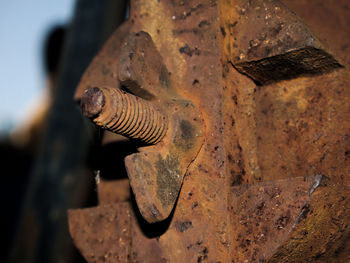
left=282, top=0, right=350, bottom=68
left=68, top=203, right=131, bottom=263
left=220, top=0, right=350, bottom=187
left=269, top=181, right=350, bottom=263
left=97, top=178, right=131, bottom=204
left=230, top=175, right=350, bottom=262
left=226, top=0, right=342, bottom=85
left=69, top=0, right=350, bottom=262
left=77, top=28, right=205, bottom=223
left=230, top=176, right=317, bottom=262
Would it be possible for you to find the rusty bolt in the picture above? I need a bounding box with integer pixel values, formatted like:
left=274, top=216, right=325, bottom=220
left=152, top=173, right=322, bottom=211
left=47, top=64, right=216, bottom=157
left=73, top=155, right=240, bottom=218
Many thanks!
left=81, top=86, right=168, bottom=144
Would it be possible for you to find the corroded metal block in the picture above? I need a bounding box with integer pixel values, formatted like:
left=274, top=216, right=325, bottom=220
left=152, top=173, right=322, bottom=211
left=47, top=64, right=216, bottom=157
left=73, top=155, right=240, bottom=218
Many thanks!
left=69, top=0, right=350, bottom=262
left=68, top=203, right=131, bottom=263
left=227, top=0, right=342, bottom=84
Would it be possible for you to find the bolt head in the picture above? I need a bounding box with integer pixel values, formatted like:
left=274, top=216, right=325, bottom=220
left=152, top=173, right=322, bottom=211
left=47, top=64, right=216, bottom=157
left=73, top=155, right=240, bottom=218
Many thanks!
left=81, top=87, right=105, bottom=118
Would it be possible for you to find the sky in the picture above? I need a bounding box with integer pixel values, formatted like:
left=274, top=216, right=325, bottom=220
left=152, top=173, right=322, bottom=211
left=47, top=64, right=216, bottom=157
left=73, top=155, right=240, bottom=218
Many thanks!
left=0, top=0, right=75, bottom=132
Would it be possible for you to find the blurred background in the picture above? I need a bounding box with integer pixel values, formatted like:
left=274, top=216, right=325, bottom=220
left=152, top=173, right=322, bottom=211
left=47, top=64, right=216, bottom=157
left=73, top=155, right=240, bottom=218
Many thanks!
left=0, top=0, right=74, bottom=135
left=0, top=1, right=128, bottom=262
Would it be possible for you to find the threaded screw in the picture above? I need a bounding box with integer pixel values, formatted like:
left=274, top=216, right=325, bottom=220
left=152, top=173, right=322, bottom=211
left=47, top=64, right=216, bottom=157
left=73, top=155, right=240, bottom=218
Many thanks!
left=81, top=86, right=168, bottom=144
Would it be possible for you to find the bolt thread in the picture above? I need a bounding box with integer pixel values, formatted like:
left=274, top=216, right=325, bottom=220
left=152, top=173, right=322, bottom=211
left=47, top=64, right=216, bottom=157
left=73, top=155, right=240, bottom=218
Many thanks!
left=83, top=86, right=168, bottom=144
